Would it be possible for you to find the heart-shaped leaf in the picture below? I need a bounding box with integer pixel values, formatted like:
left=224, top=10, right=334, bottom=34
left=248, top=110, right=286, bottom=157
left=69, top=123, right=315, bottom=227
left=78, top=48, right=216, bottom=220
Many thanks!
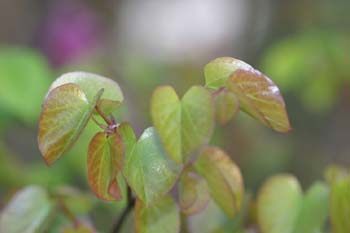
left=121, top=127, right=181, bottom=206
left=0, top=186, right=54, bottom=233
left=257, top=174, right=302, bottom=233
left=151, top=86, right=214, bottom=163
left=214, top=89, right=239, bottom=125
left=204, top=57, right=291, bottom=132
left=227, top=69, right=291, bottom=132
left=293, top=182, right=329, bottom=233
left=194, top=147, right=244, bottom=218
left=49, top=72, right=123, bottom=115
left=87, top=131, right=124, bottom=201
left=38, top=83, right=103, bottom=165
left=178, top=168, right=210, bottom=215
left=204, top=57, right=251, bottom=90
left=135, top=195, right=180, bottom=233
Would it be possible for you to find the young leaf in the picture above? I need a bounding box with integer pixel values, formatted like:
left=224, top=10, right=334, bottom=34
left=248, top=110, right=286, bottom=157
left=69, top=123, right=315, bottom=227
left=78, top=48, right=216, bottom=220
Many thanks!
left=87, top=132, right=124, bottom=201
left=135, top=195, right=180, bottom=233
left=293, top=182, right=329, bottom=233
left=329, top=170, right=350, bottom=233
left=38, top=83, right=103, bottom=165
left=194, top=147, right=244, bottom=218
left=49, top=72, right=124, bottom=115
left=214, top=89, right=239, bottom=125
left=227, top=69, right=291, bottom=132
left=122, top=127, right=181, bottom=206
left=204, top=57, right=251, bottom=89
left=178, top=168, right=210, bottom=215
left=151, top=86, right=214, bottom=163
left=0, top=186, right=54, bottom=233
left=257, top=174, right=302, bottom=233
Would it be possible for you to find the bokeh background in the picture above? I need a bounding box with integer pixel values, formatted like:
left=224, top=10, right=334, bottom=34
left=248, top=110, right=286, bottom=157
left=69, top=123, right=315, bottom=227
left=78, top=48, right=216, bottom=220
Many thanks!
left=0, top=0, right=349, bottom=232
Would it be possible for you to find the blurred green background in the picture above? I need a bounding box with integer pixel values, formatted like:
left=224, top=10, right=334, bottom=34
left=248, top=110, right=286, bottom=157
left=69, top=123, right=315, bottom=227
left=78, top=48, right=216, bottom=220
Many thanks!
left=0, top=0, right=349, bottom=232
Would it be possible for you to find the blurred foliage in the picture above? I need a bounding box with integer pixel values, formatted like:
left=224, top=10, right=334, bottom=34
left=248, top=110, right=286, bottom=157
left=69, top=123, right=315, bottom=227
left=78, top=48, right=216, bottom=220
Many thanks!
left=261, top=30, right=350, bottom=112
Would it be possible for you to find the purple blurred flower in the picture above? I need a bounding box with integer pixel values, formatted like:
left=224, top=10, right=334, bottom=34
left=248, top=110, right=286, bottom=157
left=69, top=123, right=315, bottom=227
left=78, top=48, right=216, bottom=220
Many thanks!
left=40, top=0, right=103, bottom=67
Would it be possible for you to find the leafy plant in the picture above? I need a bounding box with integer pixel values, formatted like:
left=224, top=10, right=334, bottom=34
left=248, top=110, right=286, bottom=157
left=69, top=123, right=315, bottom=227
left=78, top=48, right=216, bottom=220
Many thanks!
left=2, top=57, right=294, bottom=232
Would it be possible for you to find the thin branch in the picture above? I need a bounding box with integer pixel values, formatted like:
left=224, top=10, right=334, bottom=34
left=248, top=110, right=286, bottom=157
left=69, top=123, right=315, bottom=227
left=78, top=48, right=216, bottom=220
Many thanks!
left=59, top=199, right=80, bottom=228
left=111, top=187, right=135, bottom=233
left=95, top=105, right=113, bottom=125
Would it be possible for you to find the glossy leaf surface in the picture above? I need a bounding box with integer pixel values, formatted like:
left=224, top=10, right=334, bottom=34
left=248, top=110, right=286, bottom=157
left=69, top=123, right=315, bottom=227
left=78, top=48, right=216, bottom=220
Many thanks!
left=214, top=89, right=239, bottom=125
left=178, top=168, right=210, bottom=215
left=87, top=132, right=124, bottom=201
left=204, top=57, right=251, bottom=89
left=135, top=195, right=180, bottom=233
left=38, top=84, right=103, bottom=165
left=151, top=86, right=214, bottom=163
left=194, top=147, right=244, bottom=218
left=0, top=186, right=53, bottom=233
left=122, top=127, right=181, bottom=205
left=293, top=182, right=329, bottom=233
left=49, top=72, right=123, bottom=114
left=227, top=69, right=291, bottom=132
left=257, top=174, right=302, bottom=233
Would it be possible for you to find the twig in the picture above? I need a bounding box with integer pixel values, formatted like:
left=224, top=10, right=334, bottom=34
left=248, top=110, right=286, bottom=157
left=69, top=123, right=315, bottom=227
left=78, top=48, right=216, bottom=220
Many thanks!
left=59, top=199, right=80, bottom=228
left=95, top=105, right=113, bottom=125
left=111, top=187, right=135, bottom=233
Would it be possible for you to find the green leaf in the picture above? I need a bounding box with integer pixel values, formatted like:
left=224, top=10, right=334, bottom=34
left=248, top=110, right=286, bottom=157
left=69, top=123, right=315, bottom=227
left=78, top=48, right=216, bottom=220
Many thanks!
left=214, top=89, right=239, bottom=125
left=122, top=127, right=181, bottom=205
left=135, top=195, right=180, bottom=233
left=151, top=86, right=214, bottom=163
left=204, top=57, right=251, bottom=89
left=194, top=147, right=244, bottom=218
left=0, top=186, right=54, bottom=233
left=227, top=69, right=291, bottom=132
left=329, top=169, right=350, bottom=233
left=49, top=72, right=124, bottom=115
left=178, top=168, right=210, bottom=215
left=204, top=57, right=291, bottom=132
left=293, top=182, right=329, bottom=233
left=38, top=84, right=103, bottom=165
left=87, top=132, right=124, bottom=201
left=0, top=47, right=52, bottom=124
left=257, top=174, right=302, bottom=233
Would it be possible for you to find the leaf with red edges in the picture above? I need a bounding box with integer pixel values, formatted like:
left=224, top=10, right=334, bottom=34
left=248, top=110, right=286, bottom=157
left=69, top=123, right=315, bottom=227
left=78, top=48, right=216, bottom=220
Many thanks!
left=178, top=168, right=210, bottom=215
left=38, top=84, right=103, bottom=165
left=87, top=132, right=124, bottom=201
left=227, top=69, right=291, bottom=132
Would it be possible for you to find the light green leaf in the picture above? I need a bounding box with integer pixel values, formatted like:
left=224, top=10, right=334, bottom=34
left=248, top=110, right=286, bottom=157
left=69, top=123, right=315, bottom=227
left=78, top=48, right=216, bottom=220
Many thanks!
left=204, top=57, right=251, bottom=89
left=0, top=186, right=54, bottom=233
left=87, top=132, right=124, bottom=201
left=49, top=72, right=123, bottom=115
left=293, top=182, right=329, bottom=233
left=194, top=147, right=244, bottom=218
left=122, top=127, right=181, bottom=205
left=214, top=89, right=239, bottom=125
left=135, top=195, right=180, bottom=233
left=38, top=83, right=103, bottom=165
left=178, top=168, right=210, bottom=215
left=328, top=168, right=350, bottom=233
left=0, top=47, right=52, bottom=124
left=151, top=86, right=214, bottom=163
left=257, top=174, right=302, bottom=233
